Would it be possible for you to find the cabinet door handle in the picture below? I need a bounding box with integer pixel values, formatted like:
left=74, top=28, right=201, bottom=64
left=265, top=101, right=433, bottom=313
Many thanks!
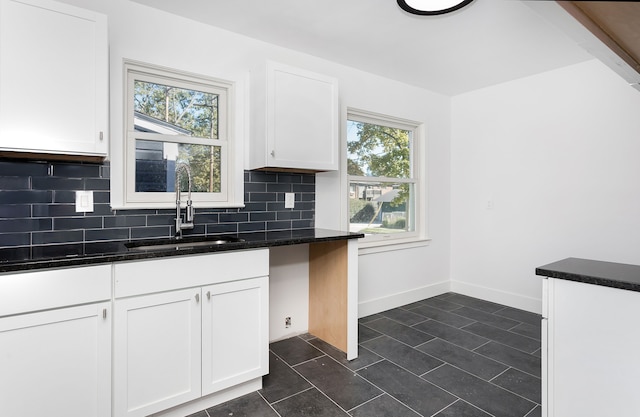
left=270, top=150, right=275, bottom=158
left=206, top=291, right=211, bottom=300
left=99, top=131, right=104, bottom=141
left=103, top=308, right=107, bottom=319
left=195, top=293, right=200, bottom=303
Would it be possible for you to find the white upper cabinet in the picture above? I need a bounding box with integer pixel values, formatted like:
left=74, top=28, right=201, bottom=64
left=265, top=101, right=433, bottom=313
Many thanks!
left=0, top=0, right=108, bottom=157
left=251, top=61, right=339, bottom=172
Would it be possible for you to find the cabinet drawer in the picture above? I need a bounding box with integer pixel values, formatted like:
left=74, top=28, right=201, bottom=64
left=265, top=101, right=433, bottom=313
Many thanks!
left=114, top=249, right=269, bottom=298
left=0, top=264, right=111, bottom=317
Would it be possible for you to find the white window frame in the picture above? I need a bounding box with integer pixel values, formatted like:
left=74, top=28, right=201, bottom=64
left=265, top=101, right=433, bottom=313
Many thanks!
left=346, top=108, right=426, bottom=249
left=121, top=60, right=241, bottom=209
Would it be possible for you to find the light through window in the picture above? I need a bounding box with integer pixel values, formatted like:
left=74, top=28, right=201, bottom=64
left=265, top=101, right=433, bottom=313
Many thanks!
left=124, top=61, right=234, bottom=207
left=347, top=110, right=420, bottom=243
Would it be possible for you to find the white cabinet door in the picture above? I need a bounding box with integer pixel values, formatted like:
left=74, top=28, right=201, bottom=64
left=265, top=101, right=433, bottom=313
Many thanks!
left=0, top=0, right=108, bottom=156
left=545, top=278, right=640, bottom=417
left=202, top=276, right=269, bottom=395
left=251, top=61, right=338, bottom=171
left=0, top=302, right=111, bottom=417
left=114, top=289, right=202, bottom=417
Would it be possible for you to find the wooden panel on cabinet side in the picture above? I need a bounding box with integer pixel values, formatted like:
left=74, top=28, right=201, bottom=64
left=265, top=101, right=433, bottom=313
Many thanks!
left=308, top=240, right=348, bottom=352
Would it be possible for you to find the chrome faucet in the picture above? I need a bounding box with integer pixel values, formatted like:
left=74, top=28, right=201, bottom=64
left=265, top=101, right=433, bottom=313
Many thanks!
left=175, top=162, right=194, bottom=239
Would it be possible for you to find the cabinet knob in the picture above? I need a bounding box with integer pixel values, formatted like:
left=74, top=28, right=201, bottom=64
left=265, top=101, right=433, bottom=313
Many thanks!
left=195, top=293, right=200, bottom=303
left=99, top=131, right=104, bottom=141
left=270, top=150, right=275, bottom=158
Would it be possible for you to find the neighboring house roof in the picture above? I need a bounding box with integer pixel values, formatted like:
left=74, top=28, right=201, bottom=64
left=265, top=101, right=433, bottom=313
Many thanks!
left=134, top=111, right=192, bottom=135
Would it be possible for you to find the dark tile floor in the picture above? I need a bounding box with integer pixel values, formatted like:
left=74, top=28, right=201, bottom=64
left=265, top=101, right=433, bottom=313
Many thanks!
left=189, top=292, right=542, bottom=417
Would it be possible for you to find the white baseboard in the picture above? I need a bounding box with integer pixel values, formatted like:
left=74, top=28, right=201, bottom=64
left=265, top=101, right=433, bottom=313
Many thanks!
left=450, top=280, right=542, bottom=314
left=358, top=280, right=450, bottom=318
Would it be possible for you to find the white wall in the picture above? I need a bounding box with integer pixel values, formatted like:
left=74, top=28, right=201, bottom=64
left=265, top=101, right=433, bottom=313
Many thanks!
left=268, top=245, right=309, bottom=341
left=317, top=72, right=452, bottom=317
left=64, top=0, right=453, bottom=327
left=451, top=59, right=640, bottom=313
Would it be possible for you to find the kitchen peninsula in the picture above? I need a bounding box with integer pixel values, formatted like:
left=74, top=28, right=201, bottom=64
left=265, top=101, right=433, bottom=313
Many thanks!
left=0, top=228, right=362, bottom=417
left=536, top=257, right=640, bottom=417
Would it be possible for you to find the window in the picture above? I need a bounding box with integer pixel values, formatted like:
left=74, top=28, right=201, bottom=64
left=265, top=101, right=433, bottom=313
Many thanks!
left=347, top=110, right=422, bottom=244
left=123, top=61, right=240, bottom=208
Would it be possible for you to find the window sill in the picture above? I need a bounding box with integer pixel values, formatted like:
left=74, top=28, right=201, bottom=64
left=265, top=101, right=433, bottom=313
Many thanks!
left=357, top=236, right=431, bottom=255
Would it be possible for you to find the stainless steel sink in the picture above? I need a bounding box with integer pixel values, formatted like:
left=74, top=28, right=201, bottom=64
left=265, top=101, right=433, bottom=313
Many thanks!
left=125, top=236, right=244, bottom=251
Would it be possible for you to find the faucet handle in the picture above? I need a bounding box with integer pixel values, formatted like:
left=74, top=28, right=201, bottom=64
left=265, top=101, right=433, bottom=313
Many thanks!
left=186, top=200, right=194, bottom=222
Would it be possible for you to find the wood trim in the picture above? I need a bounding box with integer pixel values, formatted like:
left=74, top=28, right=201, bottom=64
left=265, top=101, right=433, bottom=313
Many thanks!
left=558, top=1, right=640, bottom=75
left=0, top=151, right=105, bottom=163
left=308, top=240, right=348, bottom=352
left=252, top=166, right=327, bottom=174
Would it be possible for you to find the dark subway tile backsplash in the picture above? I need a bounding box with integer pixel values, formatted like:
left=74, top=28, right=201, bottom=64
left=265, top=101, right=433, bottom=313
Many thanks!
left=0, top=159, right=315, bottom=260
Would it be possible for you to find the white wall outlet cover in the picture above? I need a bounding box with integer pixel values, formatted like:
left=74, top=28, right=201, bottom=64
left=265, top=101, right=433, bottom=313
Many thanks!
left=285, top=192, right=295, bottom=209
left=75, top=190, right=94, bottom=212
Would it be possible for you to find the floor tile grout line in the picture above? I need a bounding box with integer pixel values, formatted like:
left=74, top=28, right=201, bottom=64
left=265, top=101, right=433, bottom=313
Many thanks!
left=402, top=306, right=479, bottom=328
left=491, top=383, right=542, bottom=408
left=507, top=322, right=542, bottom=340
left=470, top=344, right=543, bottom=380
left=457, top=398, right=501, bottom=417
left=459, top=322, right=541, bottom=353
left=203, top=293, right=541, bottom=417
left=415, top=339, right=513, bottom=382
left=256, top=390, right=284, bottom=417
left=344, top=392, right=385, bottom=414
left=474, top=339, right=493, bottom=351
left=407, top=318, right=493, bottom=351
left=270, top=348, right=354, bottom=416
left=492, top=305, right=542, bottom=324
left=451, top=304, right=523, bottom=328
left=298, top=335, right=382, bottom=374
left=354, top=363, right=449, bottom=417
left=524, top=404, right=541, bottom=417
left=363, top=313, right=479, bottom=346
left=361, top=324, right=435, bottom=351
left=364, top=308, right=542, bottom=379
left=421, top=362, right=540, bottom=413
left=359, top=321, right=438, bottom=351
left=488, top=366, right=513, bottom=382
left=359, top=337, right=524, bottom=414
left=267, top=386, right=315, bottom=407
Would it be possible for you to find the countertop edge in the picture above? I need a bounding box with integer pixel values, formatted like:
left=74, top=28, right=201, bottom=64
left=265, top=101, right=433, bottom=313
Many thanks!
left=0, top=229, right=364, bottom=274
left=535, top=257, right=640, bottom=293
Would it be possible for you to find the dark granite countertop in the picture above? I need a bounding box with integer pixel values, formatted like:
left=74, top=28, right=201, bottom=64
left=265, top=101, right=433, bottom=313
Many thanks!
left=536, top=257, right=640, bottom=292
left=0, top=228, right=363, bottom=274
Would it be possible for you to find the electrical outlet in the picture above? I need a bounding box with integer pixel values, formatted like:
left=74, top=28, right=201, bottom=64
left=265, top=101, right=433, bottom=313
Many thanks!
left=285, top=316, right=292, bottom=328
left=285, top=193, right=295, bottom=209
left=75, top=190, right=94, bottom=213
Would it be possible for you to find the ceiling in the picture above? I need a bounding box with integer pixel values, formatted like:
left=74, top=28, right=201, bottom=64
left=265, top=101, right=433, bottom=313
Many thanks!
left=130, top=0, right=596, bottom=96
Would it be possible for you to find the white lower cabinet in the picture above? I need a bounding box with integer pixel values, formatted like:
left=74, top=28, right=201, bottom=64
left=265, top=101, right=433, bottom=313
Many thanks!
left=543, top=277, right=640, bottom=417
left=114, top=289, right=202, bottom=417
left=113, top=250, right=270, bottom=417
left=0, top=265, right=112, bottom=417
left=0, top=302, right=111, bottom=417
left=202, top=277, right=269, bottom=395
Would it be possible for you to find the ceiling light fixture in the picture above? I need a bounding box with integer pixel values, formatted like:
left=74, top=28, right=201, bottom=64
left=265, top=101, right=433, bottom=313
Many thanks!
left=397, top=0, right=474, bottom=15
